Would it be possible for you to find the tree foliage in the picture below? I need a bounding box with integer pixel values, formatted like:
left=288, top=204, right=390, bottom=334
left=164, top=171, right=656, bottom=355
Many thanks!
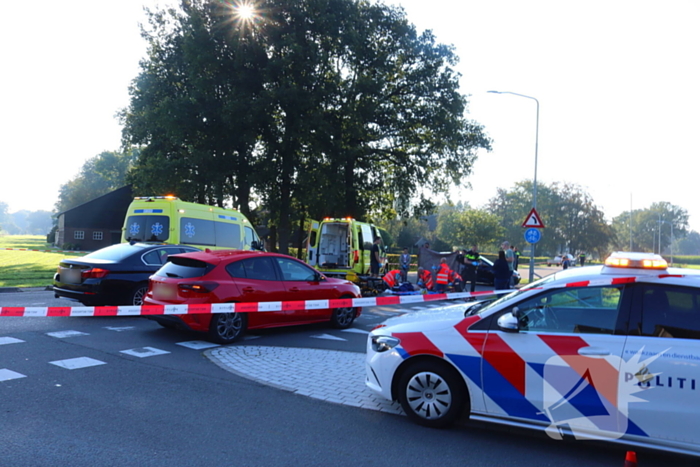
left=120, top=0, right=490, bottom=253
left=611, top=201, right=689, bottom=254
left=487, top=181, right=615, bottom=258
left=55, top=149, right=137, bottom=212
left=674, top=231, right=700, bottom=255
left=435, top=205, right=503, bottom=250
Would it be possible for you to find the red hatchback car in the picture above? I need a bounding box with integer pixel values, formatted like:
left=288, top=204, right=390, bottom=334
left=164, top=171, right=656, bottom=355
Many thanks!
left=144, top=250, right=362, bottom=344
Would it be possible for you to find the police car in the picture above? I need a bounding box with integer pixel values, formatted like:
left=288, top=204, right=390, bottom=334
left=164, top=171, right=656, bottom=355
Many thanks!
left=365, top=252, right=700, bottom=456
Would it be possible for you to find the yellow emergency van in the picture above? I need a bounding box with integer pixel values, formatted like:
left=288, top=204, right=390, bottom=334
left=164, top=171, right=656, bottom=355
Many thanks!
left=305, top=218, right=384, bottom=281
left=121, top=196, right=262, bottom=250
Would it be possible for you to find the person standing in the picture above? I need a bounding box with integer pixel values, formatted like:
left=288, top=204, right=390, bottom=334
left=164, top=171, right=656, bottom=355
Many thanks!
left=579, top=252, right=586, bottom=267
left=399, top=247, right=411, bottom=282
left=502, top=241, right=515, bottom=287
left=435, top=258, right=451, bottom=293
left=562, top=254, right=571, bottom=270
left=455, top=249, right=465, bottom=277
left=464, top=245, right=480, bottom=293
left=370, top=236, right=381, bottom=277
left=493, top=250, right=511, bottom=290
left=512, top=246, right=521, bottom=271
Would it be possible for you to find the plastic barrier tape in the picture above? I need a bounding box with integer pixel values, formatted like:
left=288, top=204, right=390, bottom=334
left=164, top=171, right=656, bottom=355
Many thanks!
left=0, top=289, right=511, bottom=317
left=3, top=275, right=676, bottom=317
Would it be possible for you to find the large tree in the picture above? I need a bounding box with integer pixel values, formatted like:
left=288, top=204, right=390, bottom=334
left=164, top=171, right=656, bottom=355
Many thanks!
left=121, top=0, right=490, bottom=253
left=55, top=149, right=137, bottom=212
left=487, top=181, right=615, bottom=257
left=611, top=202, right=688, bottom=254
left=435, top=204, right=503, bottom=251
left=121, top=1, right=270, bottom=216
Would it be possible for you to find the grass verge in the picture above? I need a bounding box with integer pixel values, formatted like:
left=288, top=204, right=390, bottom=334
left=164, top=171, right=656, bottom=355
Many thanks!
left=0, top=235, right=85, bottom=288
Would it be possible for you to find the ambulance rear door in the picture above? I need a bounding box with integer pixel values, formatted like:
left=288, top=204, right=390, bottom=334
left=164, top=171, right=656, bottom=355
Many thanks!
left=305, top=220, right=320, bottom=267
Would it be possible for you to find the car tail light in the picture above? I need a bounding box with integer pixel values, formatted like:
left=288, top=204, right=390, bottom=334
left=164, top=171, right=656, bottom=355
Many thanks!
left=81, top=268, right=109, bottom=279
left=178, top=282, right=219, bottom=294
left=353, top=250, right=359, bottom=264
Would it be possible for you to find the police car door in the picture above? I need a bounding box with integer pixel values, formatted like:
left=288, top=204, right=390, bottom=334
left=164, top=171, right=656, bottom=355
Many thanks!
left=620, top=283, right=700, bottom=447
left=484, top=285, right=628, bottom=440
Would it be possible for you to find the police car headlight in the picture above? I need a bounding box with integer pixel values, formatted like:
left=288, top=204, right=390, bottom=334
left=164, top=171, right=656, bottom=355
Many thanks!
left=371, top=335, right=400, bottom=353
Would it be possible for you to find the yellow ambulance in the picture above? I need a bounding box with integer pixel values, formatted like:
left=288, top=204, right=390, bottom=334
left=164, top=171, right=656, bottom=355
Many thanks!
left=305, top=217, right=384, bottom=281
left=121, top=196, right=262, bottom=250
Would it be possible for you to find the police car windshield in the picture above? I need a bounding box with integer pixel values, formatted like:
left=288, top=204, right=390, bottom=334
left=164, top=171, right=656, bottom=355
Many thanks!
left=466, top=275, right=557, bottom=316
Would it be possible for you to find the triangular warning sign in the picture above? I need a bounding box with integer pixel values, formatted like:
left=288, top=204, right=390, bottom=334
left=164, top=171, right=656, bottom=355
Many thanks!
left=522, top=208, right=545, bottom=228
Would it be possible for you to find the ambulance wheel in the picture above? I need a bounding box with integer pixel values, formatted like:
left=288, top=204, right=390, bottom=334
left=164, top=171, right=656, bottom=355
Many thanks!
left=330, top=303, right=357, bottom=329
left=397, top=360, right=468, bottom=428
left=208, top=312, right=248, bottom=344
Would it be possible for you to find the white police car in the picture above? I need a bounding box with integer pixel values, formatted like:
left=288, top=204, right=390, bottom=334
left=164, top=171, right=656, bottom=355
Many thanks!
left=366, top=252, right=700, bottom=456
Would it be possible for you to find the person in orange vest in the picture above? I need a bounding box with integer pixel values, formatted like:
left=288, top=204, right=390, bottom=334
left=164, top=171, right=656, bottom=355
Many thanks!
left=448, top=269, right=464, bottom=292
left=382, top=269, right=403, bottom=289
left=435, top=258, right=451, bottom=293
left=416, top=267, right=433, bottom=291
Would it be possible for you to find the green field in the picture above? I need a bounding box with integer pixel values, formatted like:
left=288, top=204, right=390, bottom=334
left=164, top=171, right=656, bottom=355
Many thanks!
left=0, top=235, right=85, bottom=288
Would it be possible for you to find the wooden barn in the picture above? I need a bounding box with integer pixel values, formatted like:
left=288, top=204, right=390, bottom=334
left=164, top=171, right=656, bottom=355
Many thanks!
left=54, top=186, right=133, bottom=251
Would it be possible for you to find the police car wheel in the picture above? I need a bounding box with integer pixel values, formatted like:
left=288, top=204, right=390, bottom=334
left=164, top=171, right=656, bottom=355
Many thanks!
left=398, top=360, right=468, bottom=428
left=208, top=312, right=248, bottom=344
left=330, top=306, right=356, bottom=329
left=130, top=284, right=148, bottom=306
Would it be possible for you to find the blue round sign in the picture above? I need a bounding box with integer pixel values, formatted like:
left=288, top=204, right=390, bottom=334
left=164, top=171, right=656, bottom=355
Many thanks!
left=524, top=228, right=542, bottom=244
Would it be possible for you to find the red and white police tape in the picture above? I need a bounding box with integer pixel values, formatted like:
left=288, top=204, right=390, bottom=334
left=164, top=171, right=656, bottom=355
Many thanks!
left=0, top=289, right=508, bottom=317
left=0, top=274, right=682, bottom=318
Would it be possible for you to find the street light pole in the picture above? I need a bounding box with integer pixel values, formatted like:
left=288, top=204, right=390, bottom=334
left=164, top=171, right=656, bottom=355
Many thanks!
left=488, top=90, right=539, bottom=283
left=658, top=219, right=674, bottom=265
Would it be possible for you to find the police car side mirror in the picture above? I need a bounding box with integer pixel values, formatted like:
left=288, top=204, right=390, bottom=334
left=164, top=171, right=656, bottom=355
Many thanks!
left=497, top=311, right=520, bottom=333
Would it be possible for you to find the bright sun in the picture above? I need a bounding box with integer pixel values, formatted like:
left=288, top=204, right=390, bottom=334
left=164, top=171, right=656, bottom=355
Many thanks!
left=237, top=4, right=255, bottom=20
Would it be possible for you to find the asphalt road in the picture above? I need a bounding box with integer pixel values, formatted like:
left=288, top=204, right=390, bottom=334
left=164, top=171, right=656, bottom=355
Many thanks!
left=0, top=288, right=694, bottom=466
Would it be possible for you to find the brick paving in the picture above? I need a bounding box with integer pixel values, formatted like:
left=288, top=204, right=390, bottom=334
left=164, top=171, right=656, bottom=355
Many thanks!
left=206, top=345, right=403, bottom=415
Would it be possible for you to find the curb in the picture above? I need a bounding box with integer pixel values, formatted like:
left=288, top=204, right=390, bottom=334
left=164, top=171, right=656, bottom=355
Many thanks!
left=0, top=286, right=53, bottom=293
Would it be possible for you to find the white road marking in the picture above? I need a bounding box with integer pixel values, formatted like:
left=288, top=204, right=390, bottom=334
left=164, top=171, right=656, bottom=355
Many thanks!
left=176, top=341, right=220, bottom=350
left=341, top=328, right=369, bottom=334
left=49, top=357, right=106, bottom=370
left=310, top=334, right=347, bottom=341
left=120, top=347, right=170, bottom=358
left=0, top=368, right=26, bottom=381
left=0, top=337, right=25, bottom=345
left=104, top=326, right=135, bottom=332
left=46, top=330, right=89, bottom=338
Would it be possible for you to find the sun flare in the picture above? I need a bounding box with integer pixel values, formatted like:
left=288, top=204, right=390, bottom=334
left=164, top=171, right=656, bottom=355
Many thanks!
left=236, top=3, right=255, bottom=21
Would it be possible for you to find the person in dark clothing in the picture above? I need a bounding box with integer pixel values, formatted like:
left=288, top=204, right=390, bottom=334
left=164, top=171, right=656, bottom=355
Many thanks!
left=455, top=249, right=465, bottom=277
left=370, top=237, right=381, bottom=277
left=464, top=245, right=480, bottom=293
left=562, top=254, right=571, bottom=270
left=493, top=250, right=511, bottom=290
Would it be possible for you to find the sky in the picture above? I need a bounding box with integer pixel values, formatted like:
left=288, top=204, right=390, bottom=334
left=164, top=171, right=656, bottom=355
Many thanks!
left=2, top=0, right=699, bottom=233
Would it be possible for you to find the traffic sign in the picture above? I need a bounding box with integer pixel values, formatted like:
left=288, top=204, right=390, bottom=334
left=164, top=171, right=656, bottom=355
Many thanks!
left=524, top=228, right=542, bottom=244
left=522, top=208, right=545, bottom=228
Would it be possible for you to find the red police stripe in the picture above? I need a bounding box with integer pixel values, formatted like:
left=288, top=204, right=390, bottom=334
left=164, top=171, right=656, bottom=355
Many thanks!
left=393, top=332, right=444, bottom=357
left=480, top=334, right=527, bottom=396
